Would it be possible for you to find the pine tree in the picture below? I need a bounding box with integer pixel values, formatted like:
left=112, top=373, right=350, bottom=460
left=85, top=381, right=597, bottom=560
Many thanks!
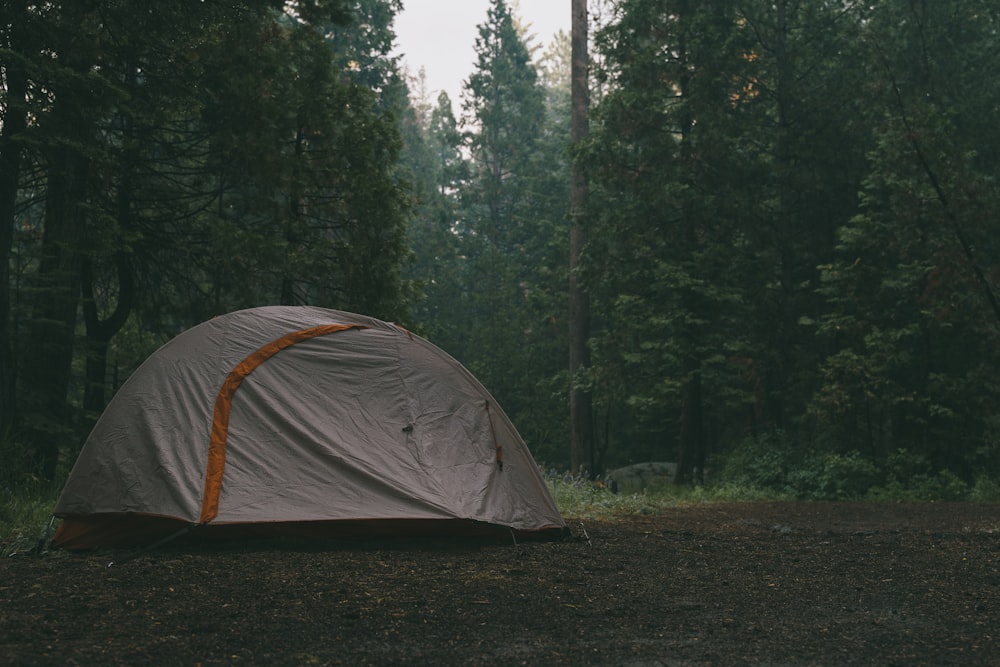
left=569, top=0, right=594, bottom=475
left=583, top=0, right=749, bottom=475
left=459, top=0, right=547, bottom=404
left=1, top=0, right=413, bottom=480
left=403, top=89, right=468, bottom=348
left=814, top=0, right=1000, bottom=480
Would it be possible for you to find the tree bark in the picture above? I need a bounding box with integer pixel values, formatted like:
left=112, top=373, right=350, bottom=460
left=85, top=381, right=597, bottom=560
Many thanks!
left=569, top=0, right=594, bottom=476
left=676, top=361, right=705, bottom=484
left=0, top=1, right=29, bottom=437
left=82, top=253, right=134, bottom=417
left=20, top=27, right=95, bottom=477
left=21, top=144, right=88, bottom=479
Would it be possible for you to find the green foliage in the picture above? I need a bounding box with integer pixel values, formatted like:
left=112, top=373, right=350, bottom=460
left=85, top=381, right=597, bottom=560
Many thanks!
left=969, top=476, right=1000, bottom=503
left=548, top=479, right=669, bottom=520
left=547, top=468, right=813, bottom=521
left=0, top=435, right=61, bottom=555
left=715, top=434, right=998, bottom=502
left=867, top=450, right=970, bottom=502
left=5, top=0, right=1000, bottom=495
left=808, top=0, right=1000, bottom=481
left=814, top=452, right=882, bottom=502
left=2, top=0, right=413, bottom=481
left=571, top=0, right=1000, bottom=483
left=549, top=463, right=1000, bottom=524
left=404, top=0, right=570, bottom=463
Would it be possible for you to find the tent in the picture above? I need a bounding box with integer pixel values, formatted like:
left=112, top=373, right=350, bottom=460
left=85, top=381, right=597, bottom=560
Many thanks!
left=53, top=306, right=565, bottom=549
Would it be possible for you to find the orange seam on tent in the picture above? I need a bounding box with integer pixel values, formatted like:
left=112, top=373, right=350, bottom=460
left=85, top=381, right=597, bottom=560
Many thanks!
left=198, top=323, right=366, bottom=524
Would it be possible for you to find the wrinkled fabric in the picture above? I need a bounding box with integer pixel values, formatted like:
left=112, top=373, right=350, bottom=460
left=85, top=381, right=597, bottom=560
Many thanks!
left=54, top=307, right=564, bottom=539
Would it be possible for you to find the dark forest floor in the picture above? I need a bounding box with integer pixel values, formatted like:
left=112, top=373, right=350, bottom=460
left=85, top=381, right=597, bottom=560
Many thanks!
left=1, top=501, right=998, bottom=666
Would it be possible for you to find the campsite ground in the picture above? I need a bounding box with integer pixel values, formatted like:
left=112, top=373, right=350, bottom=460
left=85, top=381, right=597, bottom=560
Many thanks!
left=1, top=501, right=998, bottom=666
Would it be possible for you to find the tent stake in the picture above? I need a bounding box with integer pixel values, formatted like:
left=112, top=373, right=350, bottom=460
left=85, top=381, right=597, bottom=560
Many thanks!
left=578, top=521, right=591, bottom=546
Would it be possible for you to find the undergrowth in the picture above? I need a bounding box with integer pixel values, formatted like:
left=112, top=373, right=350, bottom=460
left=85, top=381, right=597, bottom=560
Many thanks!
left=4, top=455, right=1000, bottom=554
left=0, top=437, right=63, bottom=555
left=0, top=480, right=60, bottom=556
left=546, top=462, right=1000, bottom=521
left=714, top=432, right=1000, bottom=503
left=546, top=472, right=788, bottom=521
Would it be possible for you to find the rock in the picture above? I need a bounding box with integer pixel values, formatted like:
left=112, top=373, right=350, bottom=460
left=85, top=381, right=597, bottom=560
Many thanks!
left=607, top=462, right=678, bottom=490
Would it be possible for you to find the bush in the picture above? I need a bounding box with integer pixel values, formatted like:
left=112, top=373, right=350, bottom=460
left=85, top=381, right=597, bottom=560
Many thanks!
left=717, top=431, right=800, bottom=493
left=714, top=436, right=1000, bottom=501
left=816, top=451, right=881, bottom=500
left=714, top=431, right=867, bottom=500
left=868, top=449, right=970, bottom=501
left=970, top=476, right=1000, bottom=502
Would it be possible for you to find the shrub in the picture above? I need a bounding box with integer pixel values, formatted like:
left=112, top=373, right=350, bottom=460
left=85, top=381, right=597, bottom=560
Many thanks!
left=970, top=476, right=1000, bottom=502
left=867, top=449, right=970, bottom=501
left=816, top=451, right=881, bottom=500
left=717, top=431, right=800, bottom=492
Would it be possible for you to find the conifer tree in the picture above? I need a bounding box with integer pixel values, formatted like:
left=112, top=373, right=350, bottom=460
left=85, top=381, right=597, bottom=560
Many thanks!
left=814, top=0, right=1000, bottom=479
left=459, top=0, right=548, bottom=411
left=0, top=0, right=415, bottom=480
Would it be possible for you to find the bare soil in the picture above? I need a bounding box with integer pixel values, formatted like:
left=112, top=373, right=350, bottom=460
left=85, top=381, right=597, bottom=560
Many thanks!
left=1, top=501, right=998, bottom=666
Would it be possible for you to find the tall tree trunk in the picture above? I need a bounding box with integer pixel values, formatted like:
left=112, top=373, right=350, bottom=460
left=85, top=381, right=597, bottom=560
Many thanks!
left=0, top=1, right=29, bottom=437
left=569, top=0, right=594, bottom=476
left=21, top=145, right=88, bottom=479
left=771, top=0, right=792, bottom=431
left=18, top=3, right=99, bottom=478
left=81, top=253, right=134, bottom=418
left=82, top=72, right=138, bottom=419
left=676, top=359, right=704, bottom=484
left=674, top=3, right=704, bottom=485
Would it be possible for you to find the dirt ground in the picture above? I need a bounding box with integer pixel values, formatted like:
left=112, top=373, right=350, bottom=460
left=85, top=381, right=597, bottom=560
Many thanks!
left=1, top=501, right=998, bottom=666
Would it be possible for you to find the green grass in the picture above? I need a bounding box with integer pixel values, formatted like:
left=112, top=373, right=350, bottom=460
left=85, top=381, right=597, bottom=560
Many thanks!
left=6, top=468, right=999, bottom=555
left=546, top=478, right=792, bottom=521
left=548, top=472, right=1000, bottom=523
left=0, top=475, right=62, bottom=556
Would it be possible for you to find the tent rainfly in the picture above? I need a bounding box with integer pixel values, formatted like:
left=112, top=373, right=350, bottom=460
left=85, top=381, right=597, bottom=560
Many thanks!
left=52, top=306, right=565, bottom=549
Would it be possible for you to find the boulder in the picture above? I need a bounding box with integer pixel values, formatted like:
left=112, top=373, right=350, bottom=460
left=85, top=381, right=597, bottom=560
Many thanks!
left=607, top=462, right=677, bottom=490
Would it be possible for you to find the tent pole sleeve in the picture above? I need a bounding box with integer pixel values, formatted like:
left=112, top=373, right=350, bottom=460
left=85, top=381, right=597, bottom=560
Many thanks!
left=199, top=323, right=367, bottom=524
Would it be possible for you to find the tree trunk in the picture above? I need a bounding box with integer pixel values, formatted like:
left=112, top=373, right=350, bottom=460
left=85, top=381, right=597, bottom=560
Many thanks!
left=21, top=145, right=88, bottom=479
left=771, top=0, right=793, bottom=431
left=569, top=0, right=594, bottom=476
left=82, top=254, right=134, bottom=418
left=17, top=3, right=100, bottom=478
left=676, top=361, right=705, bottom=484
left=0, top=1, right=29, bottom=437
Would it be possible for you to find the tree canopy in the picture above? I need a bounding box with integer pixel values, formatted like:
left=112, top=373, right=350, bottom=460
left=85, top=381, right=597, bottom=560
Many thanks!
left=2, top=0, right=409, bottom=479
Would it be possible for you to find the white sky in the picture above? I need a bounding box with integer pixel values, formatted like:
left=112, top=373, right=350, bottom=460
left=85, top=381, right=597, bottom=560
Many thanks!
left=393, top=0, right=571, bottom=106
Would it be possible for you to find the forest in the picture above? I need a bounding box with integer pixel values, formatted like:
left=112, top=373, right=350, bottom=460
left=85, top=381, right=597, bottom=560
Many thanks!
left=2, top=0, right=999, bottom=502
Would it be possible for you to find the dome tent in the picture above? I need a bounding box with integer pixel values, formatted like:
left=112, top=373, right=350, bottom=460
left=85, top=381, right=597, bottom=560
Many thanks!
left=53, top=306, right=565, bottom=549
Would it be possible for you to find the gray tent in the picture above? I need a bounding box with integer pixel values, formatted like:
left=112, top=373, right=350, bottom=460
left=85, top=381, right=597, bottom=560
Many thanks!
left=53, top=306, right=564, bottom=549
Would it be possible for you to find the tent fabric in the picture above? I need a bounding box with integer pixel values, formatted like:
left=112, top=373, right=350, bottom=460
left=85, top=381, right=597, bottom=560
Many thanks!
left=53, top=306, right=565, bottom=549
